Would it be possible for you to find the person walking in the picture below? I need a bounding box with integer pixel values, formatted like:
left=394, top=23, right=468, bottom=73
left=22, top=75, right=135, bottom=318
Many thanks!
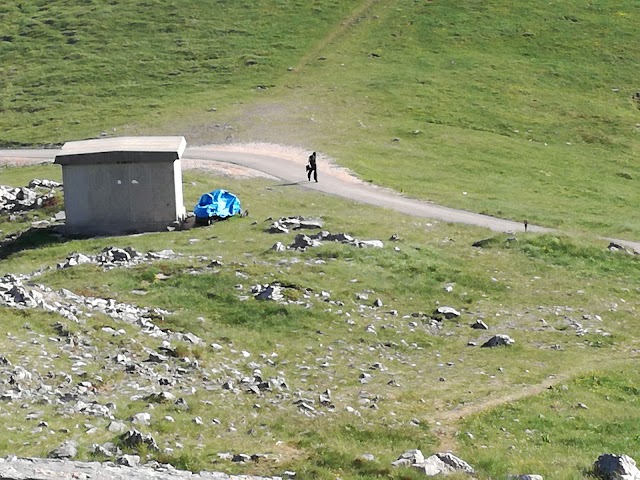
left=307, top=151, right=318, bottom=182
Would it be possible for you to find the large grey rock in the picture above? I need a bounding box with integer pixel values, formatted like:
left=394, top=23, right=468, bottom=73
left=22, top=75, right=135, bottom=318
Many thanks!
left=268, top=216, right=324, bottom=234
left=413, top=456, right=451, bottom=475
left=432, top=306, right=461, bottom=321
left=413, top=453, right=475, bottom=476
left=145, top=392, right=176, bottom=404
left=29, top=179, right=62, bottom=189
left=48, top=440, right=77, bottom=459
left=593, top=454, right=640, bottom=479
left=391, top=449, right=425, bottom=467
left=481, top=334, right=515, bottom=348
left=471, top=319, right=489, bottom=330
left=508, top=475, right=544, bottom=480
left=357, top=239, right=384, bottom=248
left=435, top=452, right=475, bottom=474
left=271, top=242, right=286, bottom=252
left=401, top=452, right=474, bottom=477
left=291, top=234, right=322, bottom=250
left=107, top=421, right=127, bottom=433
left=131, top=412, right=151, bottom=425
left=120, top=429, right=159, bottom=452
left=252, top=284, right=284, bottom=301
left=116, top=454, right=141, bottom=467
left=0, top=182, right=58, bottom=214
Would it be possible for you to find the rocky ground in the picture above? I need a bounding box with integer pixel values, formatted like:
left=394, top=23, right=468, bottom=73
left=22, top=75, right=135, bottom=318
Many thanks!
left=0, top=173, right=636, bottom=479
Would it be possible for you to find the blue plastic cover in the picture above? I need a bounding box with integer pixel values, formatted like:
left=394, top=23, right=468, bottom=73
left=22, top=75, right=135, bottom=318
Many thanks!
left=194, top=189, right=242, bottom=219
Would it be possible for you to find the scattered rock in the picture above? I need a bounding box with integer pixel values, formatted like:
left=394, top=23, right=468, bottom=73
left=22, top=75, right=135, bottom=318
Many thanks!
left=131, top=412, right=151, bottom=425
left=391, top=449, right=425, bottom=467
left=0, top=180, right=62, bottom=214
left=607, top=242, right=635, bottom=255
left=414, top=452, right=475, bottom=476
left=252, top=284, right=284, bottom=301
left=107, top=421, right=127, bottom=433
left=393, top=450, right=474, bottom=476
left=268, top=216, right=324, bottom=234
left=481, top=334, right=515, bottom=348
left=0, top=456, right=279, bottom=479
left=593, top=453, right=640, bottom=479
left=48, top=440, right=77, bottom=459
left=471, top=319, right=489, bottom=330
left=120, top=429, right=159, bottom=451
left=432, top=306, right=461, bottom=321
left=145, top=392, right=176, bottom=404
left=271, top=242, right=286, bottom=252
left=282, top=230, right=383, bottom=250
left=116, top=454, right=141, bottom=467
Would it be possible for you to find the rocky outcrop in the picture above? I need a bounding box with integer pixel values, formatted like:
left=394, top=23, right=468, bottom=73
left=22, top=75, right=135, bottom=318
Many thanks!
left=284, top=231, right=383, bottom=250
left=481, top=334, right=515, bottom=348
left=268, top=216, right=324, bottom=234
left=593, top=454, right=640, bottom=479
left=0, top=179, right=62, bottom=215
left=392, top=450, right=474, bottom=476
left=0, top=456, right=279, bottom=479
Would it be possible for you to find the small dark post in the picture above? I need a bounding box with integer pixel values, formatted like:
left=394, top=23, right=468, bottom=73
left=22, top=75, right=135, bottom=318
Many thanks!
left=524, top=220, right=528, bottom=232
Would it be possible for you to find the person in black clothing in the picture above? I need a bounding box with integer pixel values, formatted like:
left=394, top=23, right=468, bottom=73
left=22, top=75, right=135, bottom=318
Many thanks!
left=306, top=151, right=318, bottom=182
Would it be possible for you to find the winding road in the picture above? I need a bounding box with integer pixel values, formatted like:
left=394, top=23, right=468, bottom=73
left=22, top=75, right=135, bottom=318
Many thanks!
left=2, top=147, right=639, bottom=253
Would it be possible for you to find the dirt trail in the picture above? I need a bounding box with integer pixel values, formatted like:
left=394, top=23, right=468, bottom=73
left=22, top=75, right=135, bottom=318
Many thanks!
left=432, top=355, right=634, bottom=451
left=294, top=0, right=380, bottom=71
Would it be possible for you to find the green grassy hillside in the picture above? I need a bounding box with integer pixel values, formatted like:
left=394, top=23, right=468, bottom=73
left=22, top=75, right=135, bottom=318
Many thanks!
left=2, top=1, right=639, bottom=238
left=1, top=165, right=640, bottom=479
left=2, top=4, right=640, bottom=474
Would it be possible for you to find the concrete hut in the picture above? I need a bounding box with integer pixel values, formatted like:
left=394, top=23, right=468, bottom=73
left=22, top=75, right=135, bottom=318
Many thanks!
left=54, top=136, right=187, bottom=236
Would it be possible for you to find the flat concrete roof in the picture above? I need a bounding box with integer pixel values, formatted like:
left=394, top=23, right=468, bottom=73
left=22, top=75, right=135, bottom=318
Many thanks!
left=54, top=136, right=187, bottom=165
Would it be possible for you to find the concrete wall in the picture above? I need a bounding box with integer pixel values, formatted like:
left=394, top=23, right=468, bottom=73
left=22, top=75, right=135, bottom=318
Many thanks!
left=62, top=160, right=185, bottom=236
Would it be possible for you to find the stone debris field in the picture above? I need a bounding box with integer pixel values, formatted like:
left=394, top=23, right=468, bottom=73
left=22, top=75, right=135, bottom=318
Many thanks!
left=0, top=179, right=633, bottom=479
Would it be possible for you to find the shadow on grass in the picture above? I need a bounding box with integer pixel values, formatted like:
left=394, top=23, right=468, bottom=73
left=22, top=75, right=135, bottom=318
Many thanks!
left=274, top=181, right=306, bottom=187
left=0, top=225, right=67, bottom=260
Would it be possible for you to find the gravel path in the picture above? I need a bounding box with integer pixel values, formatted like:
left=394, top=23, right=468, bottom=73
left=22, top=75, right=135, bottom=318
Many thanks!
left=1, top=145, right=639, bottom=252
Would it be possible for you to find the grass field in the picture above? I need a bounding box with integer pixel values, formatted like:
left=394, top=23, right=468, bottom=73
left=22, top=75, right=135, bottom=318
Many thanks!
left=2, top=1, right=640, bottom=478
left=1, top=164, right=640, bottom=478
left=1, top=1, right=639, bottom=239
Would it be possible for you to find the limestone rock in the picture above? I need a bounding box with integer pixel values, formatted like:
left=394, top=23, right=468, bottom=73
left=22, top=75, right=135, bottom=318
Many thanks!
left=0, top=456, right=279, bottom=479
left=471, top=319, right=489, bottom=330
left=414, top=452, right=475, bottom=476
left=481, top=334, right=515, bottom=348
left=268, top=216, right=324, bottom=234
left=593, top=454, right=640, bottom=480
left=391, top=449, right=425, bottom=467
left=271, top=242, right=286, bottom=252
left=432, top=306, right=461, bottom=321
left=107, top=421, right=127, bottom=433
left=117, top=454, right=141, bottom=467
left=252, top=284, right=284, bottom=301
left=120, top=429, right=159, bottom=451
left=48, top=440, right=77, bottom=459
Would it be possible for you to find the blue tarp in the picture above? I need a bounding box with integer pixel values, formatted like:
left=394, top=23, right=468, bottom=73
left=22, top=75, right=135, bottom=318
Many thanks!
left=194, top=189, right=242, bottom=219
